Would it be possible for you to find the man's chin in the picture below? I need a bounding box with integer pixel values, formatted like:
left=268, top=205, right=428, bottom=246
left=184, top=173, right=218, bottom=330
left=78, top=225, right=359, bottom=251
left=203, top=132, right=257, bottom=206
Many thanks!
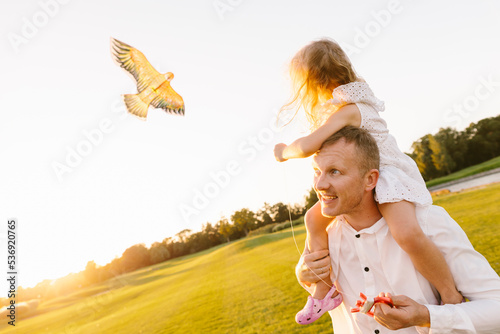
left=320, top=205, right=337, bottom=218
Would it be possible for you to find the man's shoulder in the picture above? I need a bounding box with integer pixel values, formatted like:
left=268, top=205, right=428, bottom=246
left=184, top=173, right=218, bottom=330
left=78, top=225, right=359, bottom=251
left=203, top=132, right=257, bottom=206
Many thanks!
left=416, top=205, right=452, bottom=220
left=416, top=204, right=464, bottom=236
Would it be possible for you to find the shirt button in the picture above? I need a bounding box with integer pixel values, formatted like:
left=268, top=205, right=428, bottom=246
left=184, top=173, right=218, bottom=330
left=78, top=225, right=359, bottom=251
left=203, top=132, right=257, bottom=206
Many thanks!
left=355, top=234, right=360, bottom=238
left=375, top=330, right=380, bottom=334
left=364, top=267, right=370, bottom=272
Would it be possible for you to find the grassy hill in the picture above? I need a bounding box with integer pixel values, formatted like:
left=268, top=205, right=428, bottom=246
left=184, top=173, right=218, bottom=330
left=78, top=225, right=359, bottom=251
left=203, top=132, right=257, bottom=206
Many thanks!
left=426, top=155, right=500, bottom=188
left=2, top=183, right=500, bottom=333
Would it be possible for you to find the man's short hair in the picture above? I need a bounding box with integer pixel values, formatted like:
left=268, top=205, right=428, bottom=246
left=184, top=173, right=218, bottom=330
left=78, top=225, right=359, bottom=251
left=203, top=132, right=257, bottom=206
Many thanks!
left=319, top=126, right=380, bottom=175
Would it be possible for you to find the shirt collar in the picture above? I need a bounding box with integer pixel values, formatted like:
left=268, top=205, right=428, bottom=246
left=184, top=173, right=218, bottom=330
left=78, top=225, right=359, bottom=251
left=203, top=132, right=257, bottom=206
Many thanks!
left=338, top=215, right=387, bottom=235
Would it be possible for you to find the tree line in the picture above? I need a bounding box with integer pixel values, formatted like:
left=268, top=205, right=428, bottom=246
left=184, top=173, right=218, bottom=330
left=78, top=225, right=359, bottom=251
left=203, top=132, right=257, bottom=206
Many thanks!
left=8, top=189, right=318, bottom=306
left=8, top=114, right=499, bottom=307
left=409, top=115, right=500, bottom=181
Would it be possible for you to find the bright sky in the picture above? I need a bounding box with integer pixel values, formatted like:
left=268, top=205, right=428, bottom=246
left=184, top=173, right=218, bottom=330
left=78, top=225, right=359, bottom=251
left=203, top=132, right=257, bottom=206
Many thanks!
left=1, top=0, right=499, bottom=293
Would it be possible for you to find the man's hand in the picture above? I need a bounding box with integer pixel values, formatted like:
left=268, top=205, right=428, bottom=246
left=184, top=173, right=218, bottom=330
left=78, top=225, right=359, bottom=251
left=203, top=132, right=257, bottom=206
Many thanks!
left=297, top=249, right=331, bottom=285
left=373, top=293, right=430, bottom=330
left=274, top=143, right=288, bottom=162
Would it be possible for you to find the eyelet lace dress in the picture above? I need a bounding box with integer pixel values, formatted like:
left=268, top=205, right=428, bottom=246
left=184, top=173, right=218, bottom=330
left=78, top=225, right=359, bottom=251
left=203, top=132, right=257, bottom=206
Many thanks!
left=327, top=81, right=432, bottom=206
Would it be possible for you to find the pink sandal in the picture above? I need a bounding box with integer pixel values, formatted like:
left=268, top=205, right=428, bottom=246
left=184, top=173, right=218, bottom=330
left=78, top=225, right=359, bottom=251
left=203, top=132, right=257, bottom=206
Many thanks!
left=295, top=286, right=342, bottom=325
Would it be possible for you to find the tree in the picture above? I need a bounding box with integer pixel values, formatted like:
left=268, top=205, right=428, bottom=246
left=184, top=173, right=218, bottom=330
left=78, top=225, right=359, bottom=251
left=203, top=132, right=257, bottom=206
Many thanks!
left=231, top=208, right=256, bottom=236
left=149, top=242, right=170, bottom=264
left=270, top=202, right=290, bottom=223
left=465, top=116, right=500, bottom=165
left=162, top=237, right=175, bottom=260
left=304, top=187, right=319, bottom=211
left=202, top=222, right=223, bottom=247
left=409, top=115, right=500, bottom=179
left=256, top=202, right=273, bottom=227
left=121, top=244, right=150, bottom=273
left=411, top=135, right=440, bottom=181
left=290, top=203, right=305, bottom=220
left=218, top=217, right=233, bottom=243
left=84, top=261, right=98, bottom=285
left=186, top=232, right=210, bottom=254
left=172, top=241, right=188, bottom=258
left=176, top=229, right=192, bottom=243
left=434, top=127, right=463, bottom=171
left=109, top=257, right=123, bottom=276
left=428, top=134, right=454, bottom=176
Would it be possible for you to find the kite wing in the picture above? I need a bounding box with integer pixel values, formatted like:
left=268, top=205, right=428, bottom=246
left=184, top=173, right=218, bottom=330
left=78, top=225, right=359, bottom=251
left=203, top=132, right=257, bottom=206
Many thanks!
left=151, top=80, right=185, bottom=115
left=110, top=37, right=160, bottom=93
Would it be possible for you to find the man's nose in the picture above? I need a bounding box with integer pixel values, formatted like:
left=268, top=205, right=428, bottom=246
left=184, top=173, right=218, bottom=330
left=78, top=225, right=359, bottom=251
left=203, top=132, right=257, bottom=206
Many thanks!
left=314, top=173, right=329, bottom=191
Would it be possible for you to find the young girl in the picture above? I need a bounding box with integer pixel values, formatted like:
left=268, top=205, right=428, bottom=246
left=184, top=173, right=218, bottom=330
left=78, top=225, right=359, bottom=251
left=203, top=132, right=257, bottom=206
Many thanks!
left=274, top=39, right=463, bottom=325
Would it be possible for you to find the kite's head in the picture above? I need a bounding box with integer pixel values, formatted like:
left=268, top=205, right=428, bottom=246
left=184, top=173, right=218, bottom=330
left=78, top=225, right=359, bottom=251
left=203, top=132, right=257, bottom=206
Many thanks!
left=164, top=72, right=174, bottom=81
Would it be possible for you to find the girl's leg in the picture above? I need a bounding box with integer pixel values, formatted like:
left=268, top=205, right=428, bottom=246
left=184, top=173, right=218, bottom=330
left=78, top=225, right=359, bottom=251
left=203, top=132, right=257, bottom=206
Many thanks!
left=296, top=202, right=344, bottom=325
left=305, top=201, right=336, bottom=299
left=379, top=201, right=463, bottom=304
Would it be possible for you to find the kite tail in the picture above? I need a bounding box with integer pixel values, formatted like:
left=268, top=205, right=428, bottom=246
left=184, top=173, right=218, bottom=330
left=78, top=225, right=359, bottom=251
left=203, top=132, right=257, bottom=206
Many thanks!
left=123, top=94, right=148, bottom=119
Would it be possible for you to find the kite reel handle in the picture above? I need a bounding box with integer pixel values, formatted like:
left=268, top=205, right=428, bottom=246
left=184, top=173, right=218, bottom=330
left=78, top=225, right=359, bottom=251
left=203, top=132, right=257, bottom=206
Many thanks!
left=350, top=292, right=394, bottom=317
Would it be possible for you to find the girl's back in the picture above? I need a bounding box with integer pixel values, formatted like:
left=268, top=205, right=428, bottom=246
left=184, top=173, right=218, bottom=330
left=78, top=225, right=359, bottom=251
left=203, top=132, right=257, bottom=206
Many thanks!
left=326, top=81, right=432, bottom=206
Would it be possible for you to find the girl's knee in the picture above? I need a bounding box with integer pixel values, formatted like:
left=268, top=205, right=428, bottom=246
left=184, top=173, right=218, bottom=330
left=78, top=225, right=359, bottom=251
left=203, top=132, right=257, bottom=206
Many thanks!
left=391, top=223, right=427, bottom=252
left=379, top=193, right=429, bottom=254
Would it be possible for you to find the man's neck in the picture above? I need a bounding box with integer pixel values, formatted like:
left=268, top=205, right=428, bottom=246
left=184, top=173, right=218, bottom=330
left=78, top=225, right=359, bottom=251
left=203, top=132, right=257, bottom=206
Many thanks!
left=343, top=200, right=382, bottom=231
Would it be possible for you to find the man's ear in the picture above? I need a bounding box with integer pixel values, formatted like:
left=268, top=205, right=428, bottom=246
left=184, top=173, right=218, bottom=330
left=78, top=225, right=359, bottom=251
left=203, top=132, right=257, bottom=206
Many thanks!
left=364, top=169, right=379, bottom=192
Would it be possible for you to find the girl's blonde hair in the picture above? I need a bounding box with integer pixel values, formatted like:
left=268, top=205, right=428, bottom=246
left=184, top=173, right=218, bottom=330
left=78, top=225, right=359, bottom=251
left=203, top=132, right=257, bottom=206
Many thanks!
left=281, top=39, right=359, bottom=130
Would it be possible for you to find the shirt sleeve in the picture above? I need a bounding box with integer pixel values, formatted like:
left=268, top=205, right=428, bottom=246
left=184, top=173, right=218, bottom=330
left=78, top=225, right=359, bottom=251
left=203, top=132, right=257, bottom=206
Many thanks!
left=422, top=206, right=500, bottom=334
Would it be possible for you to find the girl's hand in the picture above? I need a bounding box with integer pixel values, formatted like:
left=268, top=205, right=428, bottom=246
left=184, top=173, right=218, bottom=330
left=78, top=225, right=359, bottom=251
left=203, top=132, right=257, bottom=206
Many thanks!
left=274, top=143, right=288, bottom=162
left=274, top=104, right=361, bottom=161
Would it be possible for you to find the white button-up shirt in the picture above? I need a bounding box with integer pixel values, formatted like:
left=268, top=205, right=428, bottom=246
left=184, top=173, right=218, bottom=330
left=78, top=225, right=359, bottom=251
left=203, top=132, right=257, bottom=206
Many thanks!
left=297, top=205, right=500, bottom=333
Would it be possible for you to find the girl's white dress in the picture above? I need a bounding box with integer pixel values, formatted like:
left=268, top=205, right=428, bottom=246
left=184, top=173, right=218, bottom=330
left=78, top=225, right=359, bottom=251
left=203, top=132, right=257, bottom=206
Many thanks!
left=327, top=81, right=432, bottom=206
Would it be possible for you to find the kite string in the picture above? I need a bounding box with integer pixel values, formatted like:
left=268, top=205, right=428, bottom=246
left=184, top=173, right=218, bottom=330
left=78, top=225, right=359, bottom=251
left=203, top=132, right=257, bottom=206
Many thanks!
left=275, top=117, right=337, bottom=291
left=281, top=163, right=334, bottom=289
left=275, top=116, right=358, bottom=302
left=281, top=164, right=303, bottom=257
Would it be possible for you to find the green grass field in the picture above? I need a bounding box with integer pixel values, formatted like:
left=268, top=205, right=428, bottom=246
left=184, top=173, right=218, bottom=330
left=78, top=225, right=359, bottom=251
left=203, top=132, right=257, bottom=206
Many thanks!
left=2, top=183, right=499, bottom=334
left=426, top=156, right=500, bottom=188
left=432, top=182, right=500, bottom=272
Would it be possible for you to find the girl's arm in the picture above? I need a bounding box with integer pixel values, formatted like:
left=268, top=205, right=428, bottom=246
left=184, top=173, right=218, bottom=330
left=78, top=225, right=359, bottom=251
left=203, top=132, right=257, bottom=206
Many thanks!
left=275, top=103, right=361, bottom=161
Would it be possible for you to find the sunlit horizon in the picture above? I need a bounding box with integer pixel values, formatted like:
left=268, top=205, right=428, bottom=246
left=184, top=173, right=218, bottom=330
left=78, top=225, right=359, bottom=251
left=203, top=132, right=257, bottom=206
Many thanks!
left=2, top=0, right=500, bottom=296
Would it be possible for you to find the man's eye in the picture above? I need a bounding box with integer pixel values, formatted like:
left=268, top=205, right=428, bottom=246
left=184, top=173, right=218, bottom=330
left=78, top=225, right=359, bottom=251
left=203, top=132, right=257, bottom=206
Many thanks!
left=330, top=169, right=340, bottom=175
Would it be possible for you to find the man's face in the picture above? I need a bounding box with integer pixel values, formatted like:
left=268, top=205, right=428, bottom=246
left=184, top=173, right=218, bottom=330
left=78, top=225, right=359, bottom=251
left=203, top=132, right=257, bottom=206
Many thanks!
left=312, top=139, right=368, bottom=218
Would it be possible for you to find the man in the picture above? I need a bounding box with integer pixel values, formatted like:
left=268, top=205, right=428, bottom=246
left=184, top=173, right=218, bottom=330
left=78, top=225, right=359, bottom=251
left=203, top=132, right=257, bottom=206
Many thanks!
left=296, top=126, right=500, bottom=333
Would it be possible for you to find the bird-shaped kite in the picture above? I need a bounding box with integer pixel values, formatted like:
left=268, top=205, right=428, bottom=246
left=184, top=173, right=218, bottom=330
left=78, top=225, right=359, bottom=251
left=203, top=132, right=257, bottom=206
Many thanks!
left=110, top=37, right=185, bottom=119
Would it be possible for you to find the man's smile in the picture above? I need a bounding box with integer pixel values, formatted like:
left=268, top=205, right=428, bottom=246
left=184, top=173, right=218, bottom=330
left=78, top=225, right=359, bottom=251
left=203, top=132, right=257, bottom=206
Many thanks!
left=320, top=194, right=338, bottom=204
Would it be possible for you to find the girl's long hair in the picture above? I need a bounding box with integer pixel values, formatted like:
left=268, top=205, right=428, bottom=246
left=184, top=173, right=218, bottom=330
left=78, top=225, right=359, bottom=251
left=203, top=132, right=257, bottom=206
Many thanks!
left=280, top=39, right=359, bottom=130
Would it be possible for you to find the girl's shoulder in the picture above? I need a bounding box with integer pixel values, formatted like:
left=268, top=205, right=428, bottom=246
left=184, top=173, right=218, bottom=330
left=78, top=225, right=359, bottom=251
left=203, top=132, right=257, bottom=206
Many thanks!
left=329, top=81, right=385, bottom=111
left=315, top=102, right=362, bottom=130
